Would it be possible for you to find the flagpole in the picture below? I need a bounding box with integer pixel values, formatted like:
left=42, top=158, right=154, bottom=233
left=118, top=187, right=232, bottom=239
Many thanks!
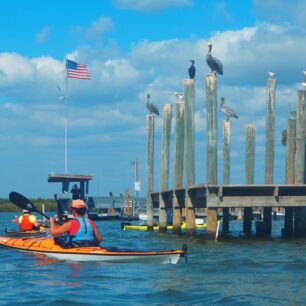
left=65, top=59, right=68, bottom=174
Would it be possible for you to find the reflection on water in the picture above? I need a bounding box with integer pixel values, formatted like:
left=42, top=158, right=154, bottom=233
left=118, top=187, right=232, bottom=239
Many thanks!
left=1, top=212, right=306, bottom=305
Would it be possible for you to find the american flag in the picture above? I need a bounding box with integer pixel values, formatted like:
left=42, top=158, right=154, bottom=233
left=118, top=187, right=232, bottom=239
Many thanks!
left=66, top=59, right=90, bottom=80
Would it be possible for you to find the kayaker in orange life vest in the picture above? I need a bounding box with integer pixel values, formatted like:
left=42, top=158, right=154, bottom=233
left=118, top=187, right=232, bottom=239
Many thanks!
left=50, top=199, right=102, bottom=247
left=19, top=209, right=41, bottom=231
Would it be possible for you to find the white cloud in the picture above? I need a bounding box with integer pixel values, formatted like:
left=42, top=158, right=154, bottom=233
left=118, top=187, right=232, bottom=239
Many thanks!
left=112, top=0, right=192, bottom=12
left=212, top=2, right=233, bottom=22
left=0, top=21, right=304, bottom=194
left=35, top=27, right=52, bottom=44
left=85, top=16, right=114, bottom=40
left=254, top=0, right=306, bottom=27
left=71, top=16, right=114, bottom=41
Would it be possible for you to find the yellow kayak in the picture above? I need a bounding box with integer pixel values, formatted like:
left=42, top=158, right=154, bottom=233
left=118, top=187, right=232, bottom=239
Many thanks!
left=122, top=222, right=207, bottom=231
left=4, top=227, right=49, bottom=238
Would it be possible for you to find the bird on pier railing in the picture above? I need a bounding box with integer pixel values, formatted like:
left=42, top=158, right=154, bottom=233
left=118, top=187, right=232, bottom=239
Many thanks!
left=188, top=60, right=196, bottom=79
left=161, top=91, right=184, bottom=102
left=268, top=72, right=278, bottom=79
left=146, top=93, right=159, bottom=116
left=206, top=42, right=223, bottom=75
left=220, top=97, right=238, bottom=121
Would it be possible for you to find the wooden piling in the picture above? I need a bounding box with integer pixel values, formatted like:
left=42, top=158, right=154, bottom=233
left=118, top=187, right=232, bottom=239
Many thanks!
left=159, top=104, right=172, bottom=233
left=294, top=89, right=306, bottom=237
left=263, top=77, right=276, bottom=236
left=146, top=115, right=154, bottom=231
left=173, top=102, right=184, bottom=234
left=283, top=113, right=296, bottom=237
left=206, top=73, right=218, bottom=239
left=244, top=124, right=256, bottom=236
left=222, top=120, right=230, bottom=232
left=184, top=79, right=196, bottom=236
left=125, top=189, right=132, bottom=217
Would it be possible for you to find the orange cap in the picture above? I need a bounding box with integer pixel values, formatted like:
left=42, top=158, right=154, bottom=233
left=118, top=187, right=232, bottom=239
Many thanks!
left=71, top=199, right=86, bottom=208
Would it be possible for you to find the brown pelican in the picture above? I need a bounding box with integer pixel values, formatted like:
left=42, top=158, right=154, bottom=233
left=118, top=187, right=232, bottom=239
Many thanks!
left=282, top=110, right=297, bottom=146
left=281, top=129, right=287, bottom=146
left=146, top=93, right=159, bottom=115
left=206, top=42, right=223, bottom=75
left=188, top=60, right=196, bottom=79
left=220, top=97, right=238, bottom=121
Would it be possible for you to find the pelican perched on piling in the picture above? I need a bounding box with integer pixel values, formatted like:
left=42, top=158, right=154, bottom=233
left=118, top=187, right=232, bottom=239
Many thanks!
left=146, top=93, right=159, bottom=115
left=188, top=60, right=196, bottom=79
left=281, top=129, right=287, bottom=146
left=303, top=70, right=306, bottom=80
left=220, top=97, right=238, bottom=121
left=206, top=42, right=223, bottom=75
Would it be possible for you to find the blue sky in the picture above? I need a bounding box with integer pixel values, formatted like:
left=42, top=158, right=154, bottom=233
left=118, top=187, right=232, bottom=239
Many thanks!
left=0, top=0, right=305, bottom=198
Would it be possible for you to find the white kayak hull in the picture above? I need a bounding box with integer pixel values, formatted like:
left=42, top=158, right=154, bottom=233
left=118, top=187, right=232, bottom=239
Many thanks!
left=0, top=236, right=186, bottom=264
left=30, top=250, right=181, bottom=264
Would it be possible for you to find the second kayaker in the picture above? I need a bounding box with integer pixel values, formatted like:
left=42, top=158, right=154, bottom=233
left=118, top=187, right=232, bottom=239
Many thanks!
left=19, top=209, right=42, bottom=231
left=50, top=199, right=103, bottom=247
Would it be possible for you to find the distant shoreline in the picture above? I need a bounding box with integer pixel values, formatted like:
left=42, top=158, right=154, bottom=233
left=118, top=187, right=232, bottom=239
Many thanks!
left=0, top=199, right=57, bottom=212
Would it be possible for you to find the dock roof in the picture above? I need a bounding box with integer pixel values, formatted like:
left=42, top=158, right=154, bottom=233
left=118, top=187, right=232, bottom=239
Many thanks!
left=48, top=173, right=93, bottom=183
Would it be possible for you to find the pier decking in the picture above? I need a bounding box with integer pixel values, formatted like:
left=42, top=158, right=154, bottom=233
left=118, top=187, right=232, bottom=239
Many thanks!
left=151, top=184, right=306, bottom=237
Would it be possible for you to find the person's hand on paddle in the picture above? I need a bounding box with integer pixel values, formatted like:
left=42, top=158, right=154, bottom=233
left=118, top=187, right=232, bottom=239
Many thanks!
left=50, top=217, right=55, bottom=229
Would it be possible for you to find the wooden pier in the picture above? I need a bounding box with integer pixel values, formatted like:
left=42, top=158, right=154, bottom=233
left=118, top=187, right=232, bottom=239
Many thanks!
left=151, top=184, right=306, bottom=237
left=145, top=71, right=306, bottom=239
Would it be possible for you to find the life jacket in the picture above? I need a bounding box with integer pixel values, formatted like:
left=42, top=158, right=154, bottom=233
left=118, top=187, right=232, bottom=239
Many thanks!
left=19, top=214, right=34, bottom=231
left=66, top=217, right=96, bottom=244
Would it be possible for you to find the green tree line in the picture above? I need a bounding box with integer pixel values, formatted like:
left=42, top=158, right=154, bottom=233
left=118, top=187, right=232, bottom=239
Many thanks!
left=0, top=198, right=57, bottom=212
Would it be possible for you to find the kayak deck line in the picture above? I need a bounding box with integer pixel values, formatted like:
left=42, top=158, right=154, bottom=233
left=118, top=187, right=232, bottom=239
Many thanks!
left=0, top=236, right=187, bottom=264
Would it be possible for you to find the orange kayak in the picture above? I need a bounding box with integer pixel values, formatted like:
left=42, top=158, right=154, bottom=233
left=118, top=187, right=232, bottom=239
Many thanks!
left=0, top=236, right=187, bottom=264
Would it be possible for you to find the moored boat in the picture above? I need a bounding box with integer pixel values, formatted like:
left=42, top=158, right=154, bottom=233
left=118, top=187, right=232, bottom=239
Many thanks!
left=122, top=221, right=207, bottom=231
left=0, top=236, right=187, bottom=264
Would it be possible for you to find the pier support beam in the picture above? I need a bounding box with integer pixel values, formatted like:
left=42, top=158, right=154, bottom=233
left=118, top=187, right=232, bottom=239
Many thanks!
left=263, top=77, right=276, bottom=237
left=146, top=115, right=154, bottom=231
left=173, top=102, right=184, bottom=235
left=283, top=113, right=296, bottom=237
left=222, top=120, right=230, bottom=232
left=294, top=89, right=306, bottom=237
left=244, top=124, right=256, bottom=236
left=159, top=104, right=172, bottom=233
left=184, top=79, right=196, bottom=236
left=206, top=73, right=218, bottom=239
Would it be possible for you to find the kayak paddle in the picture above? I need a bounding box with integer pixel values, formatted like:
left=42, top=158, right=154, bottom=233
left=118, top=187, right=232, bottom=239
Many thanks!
left=9, top=191, right=58, bottom=225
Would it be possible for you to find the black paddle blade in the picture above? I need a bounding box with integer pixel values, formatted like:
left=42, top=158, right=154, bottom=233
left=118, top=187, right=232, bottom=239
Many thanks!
left=182, top=244, right=188, bottom=264
left=9, top=191, right=36, bottom=211
left=9, top=191, right=52, bottom=222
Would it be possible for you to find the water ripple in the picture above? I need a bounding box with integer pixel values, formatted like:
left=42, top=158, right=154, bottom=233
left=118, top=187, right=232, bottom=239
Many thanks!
left=1, top=213, right=306, bottom=305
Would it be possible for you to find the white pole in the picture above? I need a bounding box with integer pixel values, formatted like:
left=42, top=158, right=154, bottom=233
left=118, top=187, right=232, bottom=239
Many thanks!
left=42, top=203, right=46, bottom=222
left=136, top=158, right=139, bottom=209
left=65, top=64, right=68, bottom=174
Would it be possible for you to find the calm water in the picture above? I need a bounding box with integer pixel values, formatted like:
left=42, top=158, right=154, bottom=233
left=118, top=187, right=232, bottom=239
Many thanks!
left=1, top=212, right=306, bottom=305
